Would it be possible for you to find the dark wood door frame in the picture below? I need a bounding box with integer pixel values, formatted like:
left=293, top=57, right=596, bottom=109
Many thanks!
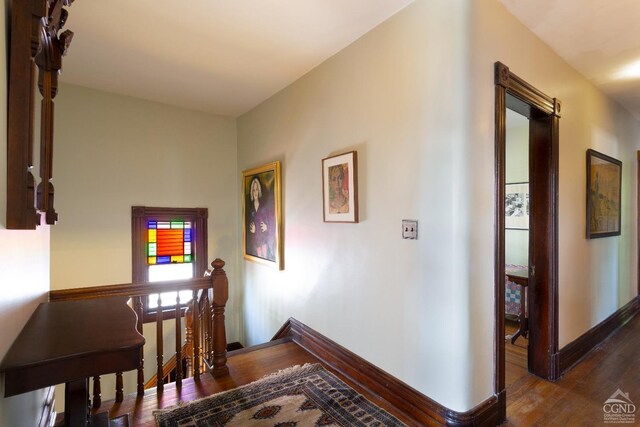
left=494, top=62, right=561, bottom=419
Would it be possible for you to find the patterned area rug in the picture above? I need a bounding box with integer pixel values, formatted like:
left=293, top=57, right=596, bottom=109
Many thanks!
left=154, top=363, right=406, bottom=426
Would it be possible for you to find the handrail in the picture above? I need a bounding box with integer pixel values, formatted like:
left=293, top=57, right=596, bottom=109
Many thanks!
left=49, top=277, right=213, bottom=301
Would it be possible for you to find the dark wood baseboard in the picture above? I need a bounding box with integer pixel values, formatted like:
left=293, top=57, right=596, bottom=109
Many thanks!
left=549, top=351, right=561, bottom=381
left=273, top=318, right=500, bottom=426
left=559, top=296, right=640, bottom=375
left=445, top=392, right=502, bottom=426
left=226, top=341, right=244, bottom=352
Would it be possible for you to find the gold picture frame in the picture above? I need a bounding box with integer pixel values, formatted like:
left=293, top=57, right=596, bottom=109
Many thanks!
left=322, top=151, right=358, bottom=223
left=242, top=161, right=283, bottom=269
left=586, top=149, right=622, bottom=239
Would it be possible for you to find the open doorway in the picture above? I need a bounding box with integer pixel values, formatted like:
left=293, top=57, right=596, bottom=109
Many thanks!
left=494, top=62, right=561, bottom=421
left=504, top=109, right=530, bottom=377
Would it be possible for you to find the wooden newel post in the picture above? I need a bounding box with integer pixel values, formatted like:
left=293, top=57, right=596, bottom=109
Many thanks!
left=210, top=258, right=229, bottom=377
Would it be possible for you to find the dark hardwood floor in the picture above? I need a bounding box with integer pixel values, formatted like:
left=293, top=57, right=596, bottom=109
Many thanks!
left=503, top=314, right=640, bottom=426
left=97, top=338, right=418, bottom=426
left=505, top=318, right=529, bottom=390
left=97, top=315, right=640, bottom=426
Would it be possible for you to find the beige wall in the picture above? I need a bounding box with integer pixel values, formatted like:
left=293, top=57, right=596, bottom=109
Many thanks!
left=470, top=0, right=639, bottom=343
left=468, top=0, right=640, bottom=405
left=50, top=84, right=241, bottom=406
left=238, top=0, right=640, bottom=412
left=0, top=1, right=52, bottom=425
left=51, top=83, right=240, bottom=335
left=0, top=229, right=50, bottom=427
left=238, top=0, right=475, bottom=411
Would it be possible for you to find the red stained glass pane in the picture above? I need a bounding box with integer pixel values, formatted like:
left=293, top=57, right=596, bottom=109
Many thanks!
left=147, top=220, right=194, bottom=264
left=157, top=229, right=183, bottom=255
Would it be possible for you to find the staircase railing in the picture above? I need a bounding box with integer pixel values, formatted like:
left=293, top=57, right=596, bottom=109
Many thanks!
left=48, top=258, right=229, bottom=408
left=143, top=343, right=189, bottom=390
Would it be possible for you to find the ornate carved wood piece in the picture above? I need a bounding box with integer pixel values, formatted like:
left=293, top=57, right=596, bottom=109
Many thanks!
left=6, top=0, right=74, bottom=228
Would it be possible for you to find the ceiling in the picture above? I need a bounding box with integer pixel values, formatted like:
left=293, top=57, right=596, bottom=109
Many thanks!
left=61, top=0, right=413, bottom=117
left=61, top=1, right=640, bottom=121
left=501, top=0, right=640, bottom=120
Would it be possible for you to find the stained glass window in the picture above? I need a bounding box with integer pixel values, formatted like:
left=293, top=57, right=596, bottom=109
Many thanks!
left=147, top=220, right=192, bottom=265
left=133, top=206, right=208, bottom=317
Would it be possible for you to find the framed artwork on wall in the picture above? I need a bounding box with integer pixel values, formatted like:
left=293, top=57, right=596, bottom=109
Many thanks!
left=322, top=151, right=358, bottom=223
left=505, top=182, right=529, bottom=230
left=586, top=149, right=622, bottom=239
left=242, top=161, right=283, bottom=269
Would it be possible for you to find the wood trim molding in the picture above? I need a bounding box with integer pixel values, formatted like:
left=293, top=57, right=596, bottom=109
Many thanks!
left=558, top=296, right=640, bottom=374
left=494, top=62, right=560, bottom=117
left=7, top=0, right=74, bottom=229
left=445, top=391, right=504, bottom=427
left=494, top=61, right=560, bottom=393
left=131, top=206, right=209, bottom=283
left=493, top=81, right=507, bottom=404
left=6, top=0, right=43, bottom=229
left=131, top=206, right=209, bottom=318
left=273, top=318, right=501, bottom=427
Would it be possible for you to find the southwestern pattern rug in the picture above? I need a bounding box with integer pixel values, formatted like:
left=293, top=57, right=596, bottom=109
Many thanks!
left=154, top=363, right=407, bottom=426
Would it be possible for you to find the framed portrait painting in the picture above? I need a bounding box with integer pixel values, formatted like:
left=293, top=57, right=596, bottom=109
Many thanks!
left=242, top=161, right=283, bottom=269
left=586, top=149, right=622, bottom=239
left=505, top=182, right=529, bottom=230
left=322, top=151, right=358, bottom=223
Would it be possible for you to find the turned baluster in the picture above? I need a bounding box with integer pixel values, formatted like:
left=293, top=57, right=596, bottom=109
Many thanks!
left=134, top=296, right=145, bottom=396
left=200, top=308, right=207, bottom=372
left=115, top=372, right=123, bottom=402
left=156, top=294, right=164, bottom=392
left=192, top=289, right=200, bottom=380
left=185, top=306, right=193, bottom=378
left=210, top=259, right=229, bottom=377
left=92, top=376, right=101, bottom=409
left=206, top=292, right=213, bottom=362
left=175, top=293, right=182, bottom=387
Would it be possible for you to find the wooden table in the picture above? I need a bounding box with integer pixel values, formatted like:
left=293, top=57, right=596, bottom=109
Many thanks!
left=506, top=268, right=529, bottom=344
left=0, top=297, right=145, bottom=426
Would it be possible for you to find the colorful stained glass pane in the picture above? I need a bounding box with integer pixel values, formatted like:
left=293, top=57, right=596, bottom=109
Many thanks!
left=147, top=220, right=194, bottom=265
left=157, top=230, right=182, bottom=255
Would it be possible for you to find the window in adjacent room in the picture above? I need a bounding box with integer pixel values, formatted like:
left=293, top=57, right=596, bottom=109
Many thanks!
left=132, top=206, right=208, bottom=319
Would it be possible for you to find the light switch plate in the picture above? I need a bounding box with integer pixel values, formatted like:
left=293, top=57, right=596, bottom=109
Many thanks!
left=402, top=220, right=418, bottom=239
